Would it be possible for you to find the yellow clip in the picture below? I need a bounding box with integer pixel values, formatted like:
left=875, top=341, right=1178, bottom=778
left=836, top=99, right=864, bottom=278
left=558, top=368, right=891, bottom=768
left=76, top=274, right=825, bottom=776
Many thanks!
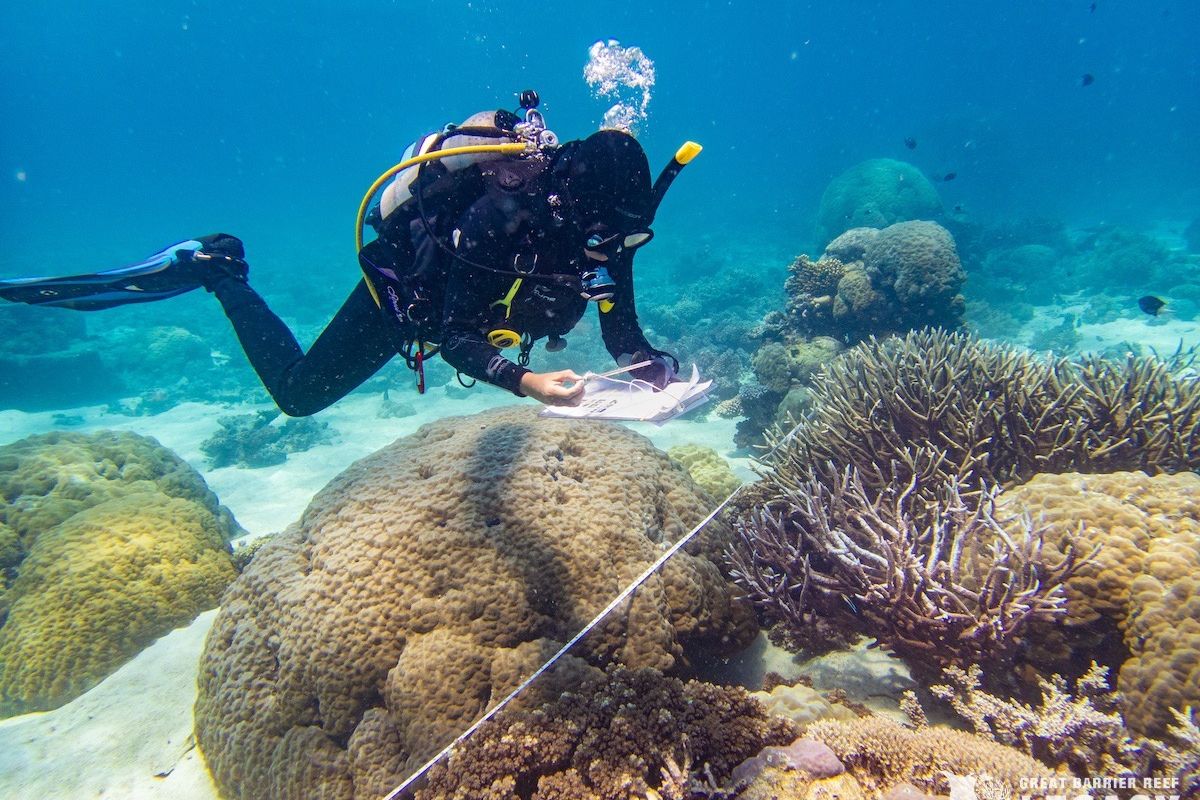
left=490, top=278, right=524, bottom=319
left=598, top=299, right=615, bottom=313
left=487, top=329, right=522, bottom=349
left=675, top=141, right=703, bottom=165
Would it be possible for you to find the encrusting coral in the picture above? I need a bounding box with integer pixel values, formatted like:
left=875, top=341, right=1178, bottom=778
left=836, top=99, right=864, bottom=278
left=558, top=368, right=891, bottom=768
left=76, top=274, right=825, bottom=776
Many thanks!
left=0, top=430, right=240, bottom=717
left=730, top=330, right=1200, bottom=675
left=194, top=406, right=758, bottom=800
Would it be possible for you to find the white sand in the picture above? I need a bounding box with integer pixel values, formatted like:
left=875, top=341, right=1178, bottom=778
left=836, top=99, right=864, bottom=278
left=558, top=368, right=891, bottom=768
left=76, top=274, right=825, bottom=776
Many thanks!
left=0, top=610, right=220, bottom=800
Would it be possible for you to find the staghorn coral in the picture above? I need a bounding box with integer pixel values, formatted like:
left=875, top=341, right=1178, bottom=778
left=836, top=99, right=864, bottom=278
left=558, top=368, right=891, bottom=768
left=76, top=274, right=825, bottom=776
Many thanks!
left=668, top=444, right=743, bottom=502
left=998, top=471, right=1200, bottom=739
left=804, top=715, right=1064, bottom=798
left=413, top=667, right=797, bottom=800
left=763, top=330, right=1200, bottom=508
left=728, top=470, right=1083, bottom=669
left=816, top=159, right=942, bottom=245
left=194, top=407, right=758, bottom=800
left=0, top=431, right=240, bottom=716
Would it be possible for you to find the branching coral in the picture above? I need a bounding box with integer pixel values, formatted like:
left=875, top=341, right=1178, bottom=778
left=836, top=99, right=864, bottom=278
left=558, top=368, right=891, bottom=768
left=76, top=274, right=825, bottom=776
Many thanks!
left=728, top=469, right=1084, bottom=668
left=786, top=255, right=846, bottom=302
left=413, top=667, right=797, bottom=800
left=929, top=662, right=1136, bottom=775
left=763, top=330, right=1200, bottom=507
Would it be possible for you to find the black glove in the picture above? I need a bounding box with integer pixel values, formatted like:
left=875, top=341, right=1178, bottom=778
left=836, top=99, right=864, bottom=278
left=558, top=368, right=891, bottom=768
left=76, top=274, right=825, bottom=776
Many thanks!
left=182, top=233, right=249, bottom=291
left=621, top=348, right=680, bottom=390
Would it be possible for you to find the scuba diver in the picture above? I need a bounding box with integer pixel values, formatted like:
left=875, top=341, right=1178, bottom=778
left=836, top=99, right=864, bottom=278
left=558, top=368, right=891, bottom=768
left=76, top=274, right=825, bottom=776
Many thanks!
left=0, top=91, right=701, bottom=414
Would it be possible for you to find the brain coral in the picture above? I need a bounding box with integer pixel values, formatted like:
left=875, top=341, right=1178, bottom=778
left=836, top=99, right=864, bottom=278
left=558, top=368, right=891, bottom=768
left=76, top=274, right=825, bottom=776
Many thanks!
left=997, top=471, right=1200, bottom=738
left=194, top=406, right=758, bottom=800
left=0, top=430, right=240, bottom=716
left=816, top=159, right=942, bottom=245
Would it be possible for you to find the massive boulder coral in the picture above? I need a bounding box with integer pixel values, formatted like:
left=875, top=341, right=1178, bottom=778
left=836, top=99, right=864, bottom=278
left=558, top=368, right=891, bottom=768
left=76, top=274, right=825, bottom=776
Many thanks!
left=997, top=471, right=1200, bottom=739
left=0, top=431, right=240, bottom=717
left=194, top=406, right=757, bottom=800
left=816, top=158, right=942, bottom=245
left=793, top=221, right=965, bottom=341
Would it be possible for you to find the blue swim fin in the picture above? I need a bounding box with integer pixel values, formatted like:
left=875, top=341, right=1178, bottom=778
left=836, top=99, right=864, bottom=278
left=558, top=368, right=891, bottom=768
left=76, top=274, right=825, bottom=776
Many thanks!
left=0, top=240, right=205, bottom=311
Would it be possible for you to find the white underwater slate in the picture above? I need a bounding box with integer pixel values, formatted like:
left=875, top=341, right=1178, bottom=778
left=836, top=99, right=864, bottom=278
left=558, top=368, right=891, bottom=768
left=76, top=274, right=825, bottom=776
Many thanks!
left=0, top=610, right=221, bottom=800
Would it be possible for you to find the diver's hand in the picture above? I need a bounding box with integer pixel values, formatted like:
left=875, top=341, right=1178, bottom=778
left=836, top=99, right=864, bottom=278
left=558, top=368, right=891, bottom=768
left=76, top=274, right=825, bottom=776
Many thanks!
left=521, top=370, right=585, bottom=406
left=180, top=233, right=249, bottom=291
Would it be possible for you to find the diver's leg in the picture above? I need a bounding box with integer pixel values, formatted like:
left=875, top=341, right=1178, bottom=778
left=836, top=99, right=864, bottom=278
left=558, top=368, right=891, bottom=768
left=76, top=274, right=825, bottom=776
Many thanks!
left=210, top=276, right=396, bottom=416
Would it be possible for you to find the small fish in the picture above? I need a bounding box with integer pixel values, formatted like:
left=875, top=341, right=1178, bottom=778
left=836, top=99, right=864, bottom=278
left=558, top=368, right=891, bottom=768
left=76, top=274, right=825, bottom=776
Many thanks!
left=1090, top=2, right=1097, bottom=12
left=1138, top=295, right=1166, bottom=316
left=904, top=136, right=917, bottom=150
left=1081, top=73, right=1095, bottom=86
left=941, top=172, right=957, bottom=182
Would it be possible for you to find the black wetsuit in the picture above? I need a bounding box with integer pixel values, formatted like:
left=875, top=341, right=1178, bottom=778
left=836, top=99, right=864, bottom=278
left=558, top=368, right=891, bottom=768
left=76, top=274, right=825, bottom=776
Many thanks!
left=206, top=158, right=659, bottom=417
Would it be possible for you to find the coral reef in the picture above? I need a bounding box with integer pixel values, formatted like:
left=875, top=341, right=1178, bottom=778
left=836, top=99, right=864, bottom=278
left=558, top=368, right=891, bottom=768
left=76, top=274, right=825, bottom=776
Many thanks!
left=194, top=407, right=757, bottom=799
left=816, top=159, right=942, bottom=245
left=930, top=662, right=1133, bottom=775
left=0, top=303, right=121, bottom=410
left=731, top=330, right=1200, bottom=675
left=729, top=471, right=1083, bottom=669
left=200, top=409, right=336, bottom=468
left=413, top=667, right=797, bottom=800
left=804, top=715, right=1063, bottom=798
left=800, top=222, right=966, bottom=341
left=668, top=444, right=743, bottom=501
left=0, top=431, right=240, bottom=716
left=997, top=471, right=1200, bottom=739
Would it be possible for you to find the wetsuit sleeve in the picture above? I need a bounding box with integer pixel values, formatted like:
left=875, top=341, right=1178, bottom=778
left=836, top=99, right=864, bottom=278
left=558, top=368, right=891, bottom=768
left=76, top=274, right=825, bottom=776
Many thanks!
left=437, top=200, right=531, bottom=396
left=598, top=252, right=658, bottom=361
left=209, top=276, right=396, bottom=416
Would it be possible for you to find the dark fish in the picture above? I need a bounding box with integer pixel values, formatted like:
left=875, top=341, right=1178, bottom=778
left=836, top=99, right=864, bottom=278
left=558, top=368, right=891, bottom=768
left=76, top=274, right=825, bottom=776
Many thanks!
left=1081, top=73, right=1095, bottom=86
left=942, top=172, right=957, bottom=182
left=1138, top=295, right=1165, bottom=316
left=904, top=136, right=917, bottom=150
left=1090, top=2, right=1097, bottom=12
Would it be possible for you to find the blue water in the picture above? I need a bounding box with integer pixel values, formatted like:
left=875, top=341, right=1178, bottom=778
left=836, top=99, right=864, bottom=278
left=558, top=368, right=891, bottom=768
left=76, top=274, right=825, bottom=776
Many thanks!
left=3, top=1, right=1197, bottom=285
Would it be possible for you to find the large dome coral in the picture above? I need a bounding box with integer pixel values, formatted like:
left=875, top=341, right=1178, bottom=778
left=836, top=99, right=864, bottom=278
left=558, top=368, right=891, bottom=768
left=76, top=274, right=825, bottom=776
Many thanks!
left=816, top=158, right=942, bottom=245
left=0, top=431, right=240, bottom=717
left=194, top=406, right=756, bottom=800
